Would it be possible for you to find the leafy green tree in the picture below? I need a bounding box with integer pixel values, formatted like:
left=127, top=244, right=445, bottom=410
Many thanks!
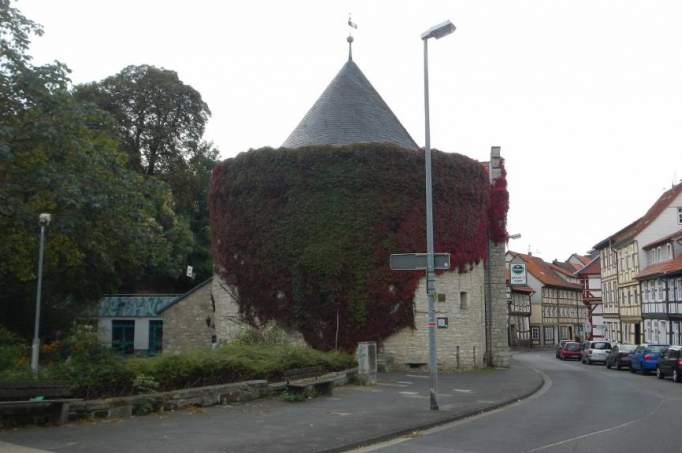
left=0, top=1, right=194, bottom=336
left=76, top=65, right=218, bottom=285
left=75, top=65, right=211, bottom=177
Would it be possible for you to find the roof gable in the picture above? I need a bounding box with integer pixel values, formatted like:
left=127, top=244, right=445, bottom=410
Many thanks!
left=511, top=252, right=582, bottom=290
left=282, top=60, right=418, bottom=150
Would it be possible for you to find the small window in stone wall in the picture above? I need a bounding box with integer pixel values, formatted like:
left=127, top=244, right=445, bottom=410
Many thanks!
left=460, top=291, right=468, bottom=310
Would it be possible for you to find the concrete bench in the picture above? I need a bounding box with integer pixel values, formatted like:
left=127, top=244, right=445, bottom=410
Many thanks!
left=283, top=367, right=335, bottom=396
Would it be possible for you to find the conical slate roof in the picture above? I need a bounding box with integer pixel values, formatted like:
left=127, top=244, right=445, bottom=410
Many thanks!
left=282, top=59, right=418, bottom=150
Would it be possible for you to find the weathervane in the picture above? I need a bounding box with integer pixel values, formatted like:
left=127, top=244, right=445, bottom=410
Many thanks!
left=347, top=13, right=358, bottom=60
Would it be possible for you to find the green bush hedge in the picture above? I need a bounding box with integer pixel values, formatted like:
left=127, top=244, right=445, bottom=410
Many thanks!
left=0, top=325, right=357, bottom=399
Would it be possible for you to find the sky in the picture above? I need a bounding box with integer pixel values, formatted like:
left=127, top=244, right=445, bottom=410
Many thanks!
left=18, top=0, right=682, bottom=262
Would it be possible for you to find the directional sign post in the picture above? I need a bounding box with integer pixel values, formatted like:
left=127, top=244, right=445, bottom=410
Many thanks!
left=390, top=253, right=451, bottom=271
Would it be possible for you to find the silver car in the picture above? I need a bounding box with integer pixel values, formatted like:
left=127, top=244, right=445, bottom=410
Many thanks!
left=581, top=340, right=612, bottom=365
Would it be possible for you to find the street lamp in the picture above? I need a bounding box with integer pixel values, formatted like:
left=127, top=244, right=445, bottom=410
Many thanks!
left=31, top=212, right=51, bottom=373
left=422, top=19, right=455, bottom=411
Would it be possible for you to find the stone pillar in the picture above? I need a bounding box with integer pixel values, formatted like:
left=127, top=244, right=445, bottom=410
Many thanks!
left=489, top=241, right=511, bottom=366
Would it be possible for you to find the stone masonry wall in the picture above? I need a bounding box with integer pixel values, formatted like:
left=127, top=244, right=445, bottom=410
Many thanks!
left=211, top=277, right=250, bottom=343
left=489, top=241, right=510, bottom=367
left=382, top=263, right=487, bottom=370
left=162, top=280, right=214, bottom=354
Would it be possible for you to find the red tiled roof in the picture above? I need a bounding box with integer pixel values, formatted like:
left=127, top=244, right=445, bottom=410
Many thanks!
left=511, top=285, right=534, bottom=294
left=635, top=256, right=682, bottom=280
left=511, top=252, right=583, bottom=290
left=594, top=183, right=682, bottom=250
left=552, top=261, right=578, bottom=275
left=576, top=256, right=601, bottom=276
left=576, top=255, right=592, bottom=266
left=642, top=228, right=682, bottom=250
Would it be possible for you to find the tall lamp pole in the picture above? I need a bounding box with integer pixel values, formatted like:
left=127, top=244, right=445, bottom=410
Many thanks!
left=31, top=213, right=51, bottom=373
left=421, top=20, right=455, bottom=411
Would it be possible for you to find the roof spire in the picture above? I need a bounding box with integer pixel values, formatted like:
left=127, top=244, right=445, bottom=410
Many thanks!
left=347, top=13, right=358, bottom=61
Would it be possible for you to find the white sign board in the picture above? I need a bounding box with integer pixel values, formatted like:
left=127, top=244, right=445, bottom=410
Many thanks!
left=510, top=263, right=527, bottom=285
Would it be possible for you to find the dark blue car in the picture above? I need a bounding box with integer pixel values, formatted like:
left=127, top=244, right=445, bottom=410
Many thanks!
left=629, top=345, right=669, bottom=374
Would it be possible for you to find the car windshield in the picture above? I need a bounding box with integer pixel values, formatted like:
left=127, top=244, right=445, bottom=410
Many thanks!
left=565, top=343, right=579, bottom=351
left=619, top=345, right=636, bottom=352
left=649, top=345, right=668, bottom=353
left=591, top=342, right=610, bottom=350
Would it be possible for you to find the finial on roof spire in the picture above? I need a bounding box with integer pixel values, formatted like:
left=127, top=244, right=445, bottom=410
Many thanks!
left=347, top=13, right=358, bottom=61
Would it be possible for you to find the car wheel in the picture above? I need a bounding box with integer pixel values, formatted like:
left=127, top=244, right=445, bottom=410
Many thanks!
left=656, top=367, right=664, bottom=379
left=629, top=366, right=636, bottom=373
left=674, top=369, right=680, bottom=383
left=616, top=362, right=622, bottom=370
left=587, top=359, right=592, bottom=365
left=640, top=363, right=647, bottom=375
left=606, top=360, right=612, bottom=369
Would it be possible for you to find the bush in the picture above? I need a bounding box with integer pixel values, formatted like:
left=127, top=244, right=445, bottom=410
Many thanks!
left=49, top=325, right=135, bottom=398
left=0, top=325, right=28, bottom=372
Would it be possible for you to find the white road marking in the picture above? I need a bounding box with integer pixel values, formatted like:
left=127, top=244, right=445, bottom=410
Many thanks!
left=525, top=398, right=666, bottom=452
left=453, top=388, right=473, bottom=393
left=349, top=366, right=552, bottom=452
left=396, top=381, right=413, bottom=385
left=405, top=374, right=429, bottom=379
left=398, top=391, right=419, bottom=395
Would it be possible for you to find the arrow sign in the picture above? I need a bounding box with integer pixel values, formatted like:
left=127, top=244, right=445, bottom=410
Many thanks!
left=390, top=253, right=451, bottom=271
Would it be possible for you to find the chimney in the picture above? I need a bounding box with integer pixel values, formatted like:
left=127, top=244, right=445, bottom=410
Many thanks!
left=488, top=146, right=502, bottom=183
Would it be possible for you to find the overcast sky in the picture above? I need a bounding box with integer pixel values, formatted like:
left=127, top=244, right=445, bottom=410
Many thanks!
left=19, top=0, right=682, bottom=262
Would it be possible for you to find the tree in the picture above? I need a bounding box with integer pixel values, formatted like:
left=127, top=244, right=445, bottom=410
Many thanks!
left=75, top=65, right=211, bottom=177
left=0, top=1, right=194, bottom=336
left=76, top=65, right=218, bottom=286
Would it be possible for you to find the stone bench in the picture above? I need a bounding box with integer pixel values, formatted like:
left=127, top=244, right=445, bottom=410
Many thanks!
left=283, top=367, right=335, bottom=396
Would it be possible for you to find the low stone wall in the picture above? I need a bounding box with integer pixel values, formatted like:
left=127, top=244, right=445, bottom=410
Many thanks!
left=67, top=368, right=358, bottom=423
left=68, top=380, right=270, bottom=421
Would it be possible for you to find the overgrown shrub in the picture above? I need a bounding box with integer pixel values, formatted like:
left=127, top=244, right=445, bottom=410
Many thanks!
left=0, top=325, right=28, bottom=372
left=50, top=325, right=135, bottom=398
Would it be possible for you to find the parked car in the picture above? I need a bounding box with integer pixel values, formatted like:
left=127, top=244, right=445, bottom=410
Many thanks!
left=629, top=344, right=669, bottom=374
left=558, top=342, right=582, bottom=360
left=656, top=346, right=682, bottom=382
left=581, top=340, right=612, bottom=364
left=555, top=340, right=572, bottom=359
left=605, top=344, right=636, bottom=370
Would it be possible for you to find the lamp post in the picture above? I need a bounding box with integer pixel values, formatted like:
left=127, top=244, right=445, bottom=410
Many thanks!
left=31, top=212, right=51, bottom=373
left=421, top=20, right=455, bottom=411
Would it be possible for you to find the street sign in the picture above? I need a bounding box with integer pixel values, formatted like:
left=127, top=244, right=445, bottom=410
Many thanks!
left=510, top=263, right=526, bottom=285
left=390, top=253, right=451, bottom=271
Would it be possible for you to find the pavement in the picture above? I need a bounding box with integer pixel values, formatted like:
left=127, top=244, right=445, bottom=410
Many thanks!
left=0, top=356, right=543, bottom=453
left=356, top=350, right=682, bottom=453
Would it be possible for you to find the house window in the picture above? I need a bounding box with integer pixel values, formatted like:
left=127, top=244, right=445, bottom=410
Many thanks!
left=531, top=326, right=540, bottom=340
left=460, top=292, right=468, bottom=310
left=148, top=320, right=163, bottom=354
left=678, top=207, right=682, bottom=225
left=112, top=320, right=135, bottom=354
left=544, top=326, right=555, bottom=343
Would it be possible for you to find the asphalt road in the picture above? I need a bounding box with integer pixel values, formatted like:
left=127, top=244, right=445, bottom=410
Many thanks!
left=356, top=350, right=682, bottom=453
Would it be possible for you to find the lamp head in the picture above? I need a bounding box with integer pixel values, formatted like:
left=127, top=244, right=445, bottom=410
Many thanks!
left=421, top=20, right=456, bottom=40
left=39, top=213, right=51, bottom=226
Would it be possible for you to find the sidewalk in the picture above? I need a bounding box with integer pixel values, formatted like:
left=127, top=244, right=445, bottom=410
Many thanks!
left=0, top=357, right=543, bottom=453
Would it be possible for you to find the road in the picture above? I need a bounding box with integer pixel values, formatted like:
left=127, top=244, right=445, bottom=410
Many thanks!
left=356, top=350, right=682, bottom=453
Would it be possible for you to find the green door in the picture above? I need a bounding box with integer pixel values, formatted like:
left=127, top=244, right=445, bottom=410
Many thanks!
left=148, top=320, right=163, bottom=354
left=112, top=320, right=135, bottom=354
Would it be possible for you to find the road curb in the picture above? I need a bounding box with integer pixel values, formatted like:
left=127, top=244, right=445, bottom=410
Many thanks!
left=318, top=364, right=547, bottom=453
